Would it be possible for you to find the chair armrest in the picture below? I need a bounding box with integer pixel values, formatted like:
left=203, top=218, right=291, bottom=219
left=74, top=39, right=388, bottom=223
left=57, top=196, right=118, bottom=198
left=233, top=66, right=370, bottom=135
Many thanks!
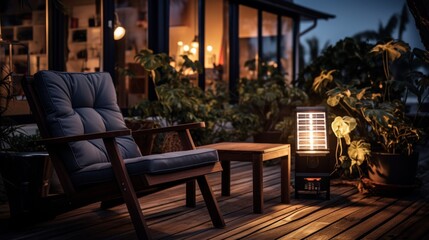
left=37, top=129, right=131, bottom=146
left=132, top=122, right=205, bottom=136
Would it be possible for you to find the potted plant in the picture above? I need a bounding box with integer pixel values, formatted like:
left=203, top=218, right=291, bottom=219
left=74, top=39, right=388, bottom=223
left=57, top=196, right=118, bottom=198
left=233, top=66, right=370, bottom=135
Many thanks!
left=309, top=38, right=429, bottom=192
left=1, top=64, right=53, bottom=223
left=232, top=59, right=308, bottom=143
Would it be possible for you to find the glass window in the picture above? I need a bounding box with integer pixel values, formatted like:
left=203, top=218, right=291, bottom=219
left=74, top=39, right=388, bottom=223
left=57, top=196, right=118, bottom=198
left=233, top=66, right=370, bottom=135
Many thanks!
left=170, top=0, right=198, bottom=73
left=0, top=0, right=47, bottom=115
left=205, top=0, right=226, bottom=89
left=262, top=11, right=277, bottom=64
left=116, top=1, right=148, bottom=62
left=238, top=5, right=257, bottom=79
left=63, top=0, right=101, bottom=72
left=115, top=0, right=148, bottom=108
left=0, top=1, right=47, bottom=76
left=169, top=0, right=227, bottom=90
left=237, top=5, right=294, bottom=82
left=281, top=16, right=294, bottom=84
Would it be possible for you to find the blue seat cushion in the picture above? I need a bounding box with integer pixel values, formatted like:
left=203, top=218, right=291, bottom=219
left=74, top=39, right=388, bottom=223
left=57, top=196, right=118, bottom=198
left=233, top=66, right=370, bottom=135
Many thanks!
left=70, top=148, right=218, bottom=187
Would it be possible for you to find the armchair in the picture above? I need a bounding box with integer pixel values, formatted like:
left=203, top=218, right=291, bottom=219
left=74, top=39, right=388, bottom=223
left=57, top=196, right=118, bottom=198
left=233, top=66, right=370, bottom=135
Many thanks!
left=21, top=71, right=225, bottom=239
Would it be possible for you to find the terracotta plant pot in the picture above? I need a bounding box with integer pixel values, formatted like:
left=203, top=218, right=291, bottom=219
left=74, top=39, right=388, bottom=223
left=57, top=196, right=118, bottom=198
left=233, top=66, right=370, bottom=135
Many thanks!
left=368, top=152, right=419, bottom=186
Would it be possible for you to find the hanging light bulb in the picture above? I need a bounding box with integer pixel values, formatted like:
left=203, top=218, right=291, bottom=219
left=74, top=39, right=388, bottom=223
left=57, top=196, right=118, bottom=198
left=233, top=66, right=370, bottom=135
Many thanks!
left=191, top=35, right=199, bottom=48
left=114, top=12, right=126, bottom=40
left=114, top=26, right=126, bottom=40
left=183, top=44, right=190, bottom=52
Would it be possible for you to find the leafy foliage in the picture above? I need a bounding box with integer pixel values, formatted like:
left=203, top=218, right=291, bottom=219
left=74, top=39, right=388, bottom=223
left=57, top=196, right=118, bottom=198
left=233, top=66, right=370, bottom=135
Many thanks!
left=301, top=38, right=429, bottom=184
left=0, top=124, right=44, bottom=152
left=297, top=38, right=380, bottom=105
left=1, top=65, right=14, bottom=116
left=1, top=66, right=44, bottom=152
left=231, top=59, right=308, bottom=140
left=309, top=38, right=428, bottom=157
left=1, top=66, right=26, bottom=152
left=131, top=49, right=234, bottom=145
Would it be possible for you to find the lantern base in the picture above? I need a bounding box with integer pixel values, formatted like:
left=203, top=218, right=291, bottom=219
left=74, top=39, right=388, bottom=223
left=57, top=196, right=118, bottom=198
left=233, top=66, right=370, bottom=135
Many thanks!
left=295, top=173, right=330, bottom=200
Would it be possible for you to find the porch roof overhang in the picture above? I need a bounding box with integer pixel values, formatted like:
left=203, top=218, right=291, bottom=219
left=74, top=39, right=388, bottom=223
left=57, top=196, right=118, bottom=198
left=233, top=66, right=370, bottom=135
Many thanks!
left=232, top=0, right=335, bottom=21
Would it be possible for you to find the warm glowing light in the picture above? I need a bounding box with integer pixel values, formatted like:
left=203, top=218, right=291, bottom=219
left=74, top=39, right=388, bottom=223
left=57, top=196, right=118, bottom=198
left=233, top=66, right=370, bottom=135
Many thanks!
left=114, top=26, right=126, bottom=40
left=309, top=119, right=314, bottom=150
left=190, top=35, right=199, bottom=48
left=296, top=111, right=327, bottom=151
left=114, top=12, right=126, bottom=40
left=190, top=47, right=197, bottom=54
left=207, top=45, right=213, bottom=52
left=191, top=41, right=199, bottom=48
left=177, top=41, right=183, bottom=46
left=183, top=45, right=190, bottom=52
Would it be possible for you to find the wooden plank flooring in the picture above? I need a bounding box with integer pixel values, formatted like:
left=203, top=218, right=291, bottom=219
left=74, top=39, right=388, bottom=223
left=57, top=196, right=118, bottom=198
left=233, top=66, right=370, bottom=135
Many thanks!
left=1, top=161, right=429, bottom=239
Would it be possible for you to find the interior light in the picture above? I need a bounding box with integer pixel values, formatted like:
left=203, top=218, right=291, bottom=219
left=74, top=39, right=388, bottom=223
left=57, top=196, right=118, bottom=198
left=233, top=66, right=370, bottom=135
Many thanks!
left=191, top=35, right=199, bottom=48
left=114, top=26, right=126, bottom=40
left=114, top=12, right=126, bottom=40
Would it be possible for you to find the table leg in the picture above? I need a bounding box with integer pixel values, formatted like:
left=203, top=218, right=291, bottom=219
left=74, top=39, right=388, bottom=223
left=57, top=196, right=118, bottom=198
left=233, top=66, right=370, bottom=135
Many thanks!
left=221, top=160, right=231, bottom=196
left=281, top=152, right=291, bottom=204
left=253, top=156, right=263, bottom=213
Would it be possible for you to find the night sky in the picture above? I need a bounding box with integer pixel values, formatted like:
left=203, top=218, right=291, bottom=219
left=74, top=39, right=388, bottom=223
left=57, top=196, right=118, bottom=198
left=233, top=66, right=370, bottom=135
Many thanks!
left=295, top=0, right=424, bottom=50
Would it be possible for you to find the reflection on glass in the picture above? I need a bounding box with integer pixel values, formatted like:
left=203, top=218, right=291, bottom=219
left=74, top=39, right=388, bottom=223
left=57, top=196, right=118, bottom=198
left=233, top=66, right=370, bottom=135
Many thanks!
left=114, top=26, right=126, bottom=40
left=169, top=0, right=226, bottom=88
left=114, top=12, right=126, bottom=40
left=0, top=0, right=47, bottom=115
left=170, top=0, right=199, bottom=64
left=281, top=16, right=294, bottom=84
left=114, top=0, right=148, bottom=108
left=238, top=5, right=257, bottom=79
left=262, top=12, right=277, bottom=64
left=64, top=1, right=100, bottom=72
left=0, top=0, right=47, bottom=76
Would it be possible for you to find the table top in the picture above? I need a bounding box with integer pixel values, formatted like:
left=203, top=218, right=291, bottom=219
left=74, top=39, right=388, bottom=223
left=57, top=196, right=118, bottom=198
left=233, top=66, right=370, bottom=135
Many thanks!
left=199, top=142, right=290, bottom=153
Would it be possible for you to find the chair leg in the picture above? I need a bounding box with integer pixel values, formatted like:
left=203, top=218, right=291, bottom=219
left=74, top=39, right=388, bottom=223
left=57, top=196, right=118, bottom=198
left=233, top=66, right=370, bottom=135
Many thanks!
left=121, top=191, right=151, bottom=240
left=196, top=175, right=225, bottom=228
left=104, top=138, right=152, bottom=239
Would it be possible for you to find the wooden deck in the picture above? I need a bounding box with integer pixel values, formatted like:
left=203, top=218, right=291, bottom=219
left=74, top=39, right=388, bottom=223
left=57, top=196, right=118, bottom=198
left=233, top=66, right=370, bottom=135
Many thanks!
left=1, top=161, right=429, bottom=239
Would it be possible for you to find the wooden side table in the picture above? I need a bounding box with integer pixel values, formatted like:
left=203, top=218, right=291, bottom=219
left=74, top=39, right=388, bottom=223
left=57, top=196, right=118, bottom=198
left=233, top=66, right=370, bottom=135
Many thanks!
left=200, top=142, right=291, bottom=213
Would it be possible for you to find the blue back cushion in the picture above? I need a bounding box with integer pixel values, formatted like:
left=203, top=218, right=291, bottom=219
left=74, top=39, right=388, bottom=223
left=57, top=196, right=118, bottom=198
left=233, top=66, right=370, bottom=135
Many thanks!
left=33, top=71, right=142, bottom=173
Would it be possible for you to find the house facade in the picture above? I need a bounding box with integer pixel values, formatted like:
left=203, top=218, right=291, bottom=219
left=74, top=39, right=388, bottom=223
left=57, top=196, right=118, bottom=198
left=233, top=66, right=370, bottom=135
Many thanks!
left=0, top=0, right=333, bottom=115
